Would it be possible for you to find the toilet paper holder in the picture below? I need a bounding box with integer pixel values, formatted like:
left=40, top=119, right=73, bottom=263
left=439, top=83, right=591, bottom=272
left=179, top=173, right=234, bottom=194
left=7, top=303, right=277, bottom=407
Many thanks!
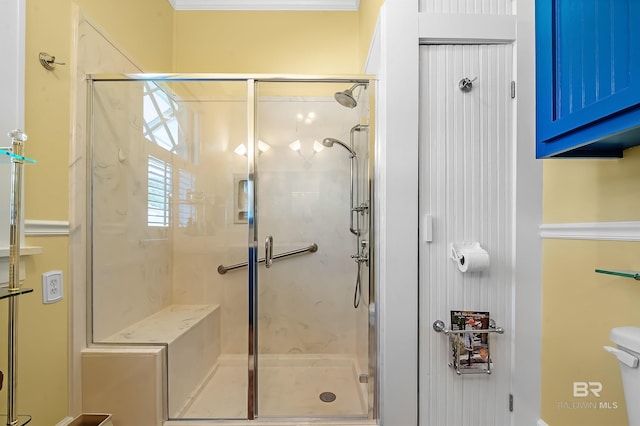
left=449, top=242, right=490, bottom=273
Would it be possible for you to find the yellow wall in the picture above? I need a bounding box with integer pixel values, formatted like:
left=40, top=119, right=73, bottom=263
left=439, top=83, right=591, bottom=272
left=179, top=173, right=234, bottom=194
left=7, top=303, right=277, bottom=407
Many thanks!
left=10, top=0, right=382, bottom=424
left=358, top=0, right=384, bottom=69
left=76, top=0, right=175, bottom=72
left=1, top=0, right=76, bottom=422
left=0, top=237, right=70, bottom=424
left=544, top=147, right=640, bottom=223
left=173, top=11, right=360, bottom=74
left=541, top=147, right=640, bottom=425
left=172, top=0, right=384, bottom=73
left=4, top=0, right=174, bottom=424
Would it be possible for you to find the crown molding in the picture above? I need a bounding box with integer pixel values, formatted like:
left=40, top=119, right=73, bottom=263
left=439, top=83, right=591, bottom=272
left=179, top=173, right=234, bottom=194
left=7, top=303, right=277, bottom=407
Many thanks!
left=168, top=0, right=360, bottom=11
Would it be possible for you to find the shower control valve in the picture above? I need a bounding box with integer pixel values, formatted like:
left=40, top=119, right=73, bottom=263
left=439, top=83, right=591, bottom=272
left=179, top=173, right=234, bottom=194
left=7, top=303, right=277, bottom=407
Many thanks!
left=352, top=202, right=369, bottom=214
left=351, top=254, right=368, bottom=264
left=351, top=242, right=369, bottom=265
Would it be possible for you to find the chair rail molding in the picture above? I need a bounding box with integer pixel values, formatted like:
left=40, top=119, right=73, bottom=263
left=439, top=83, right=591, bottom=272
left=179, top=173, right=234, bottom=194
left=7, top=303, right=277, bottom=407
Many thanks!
left=539, top=221, right=640, bottom=241
left=25, top=219, right=70, bottom=236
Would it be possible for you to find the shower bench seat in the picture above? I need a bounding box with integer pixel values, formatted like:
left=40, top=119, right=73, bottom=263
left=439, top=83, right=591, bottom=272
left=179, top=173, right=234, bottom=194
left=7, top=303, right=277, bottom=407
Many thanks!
left=102, top=304, right=219, bottom=346
left=82, top=304, right=221, bottom=424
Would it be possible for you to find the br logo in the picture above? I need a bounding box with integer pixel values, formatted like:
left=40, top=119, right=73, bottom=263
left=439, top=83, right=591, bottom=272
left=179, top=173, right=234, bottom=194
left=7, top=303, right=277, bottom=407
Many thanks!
left=573, top=382, right=603, bottom=397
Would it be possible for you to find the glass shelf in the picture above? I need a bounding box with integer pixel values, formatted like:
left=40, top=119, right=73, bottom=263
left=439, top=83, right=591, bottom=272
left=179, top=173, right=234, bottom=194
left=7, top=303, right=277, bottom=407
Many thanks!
left=0, top=287, right=33, bottom=300
left=0, top=414, right=32, bottom=425
left=595, top=269, right=640, bottom=280
left=0, top=148, right=36, bottom=164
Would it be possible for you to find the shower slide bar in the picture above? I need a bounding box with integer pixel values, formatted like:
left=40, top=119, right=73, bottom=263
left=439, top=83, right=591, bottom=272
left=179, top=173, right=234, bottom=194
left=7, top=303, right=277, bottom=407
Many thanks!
left=217, top=243, right=318, bottom=275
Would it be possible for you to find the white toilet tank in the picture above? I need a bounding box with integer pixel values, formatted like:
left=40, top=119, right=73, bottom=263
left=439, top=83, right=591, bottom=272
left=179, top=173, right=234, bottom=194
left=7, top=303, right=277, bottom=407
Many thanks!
left=604, top=326, right=640, bottom=426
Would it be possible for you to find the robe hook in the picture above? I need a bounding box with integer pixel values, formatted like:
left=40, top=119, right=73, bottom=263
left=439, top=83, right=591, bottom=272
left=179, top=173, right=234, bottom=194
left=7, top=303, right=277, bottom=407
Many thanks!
left=39, top=52, right=66, bottom=71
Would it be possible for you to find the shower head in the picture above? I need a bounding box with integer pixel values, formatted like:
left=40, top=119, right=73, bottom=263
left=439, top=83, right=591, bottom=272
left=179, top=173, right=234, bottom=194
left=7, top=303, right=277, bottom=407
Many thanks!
left=334, top=83, right=368, bottom=109
left=322, top=137, right=357, bottom=158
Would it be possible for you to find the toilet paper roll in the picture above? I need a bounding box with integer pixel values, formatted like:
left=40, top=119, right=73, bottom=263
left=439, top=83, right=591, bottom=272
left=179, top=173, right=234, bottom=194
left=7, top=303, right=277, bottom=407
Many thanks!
left=450, top=242, right=490, bottom=273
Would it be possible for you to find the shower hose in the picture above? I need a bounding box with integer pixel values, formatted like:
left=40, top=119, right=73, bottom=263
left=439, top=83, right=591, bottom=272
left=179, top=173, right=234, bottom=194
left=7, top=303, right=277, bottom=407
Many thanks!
left=354, top=260, right=362, bottom=309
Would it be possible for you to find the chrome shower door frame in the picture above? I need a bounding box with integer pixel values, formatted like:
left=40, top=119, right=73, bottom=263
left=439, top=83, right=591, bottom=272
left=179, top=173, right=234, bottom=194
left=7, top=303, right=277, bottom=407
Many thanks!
left=252, top=78, right=374, bottom=421
left=86, top=73, right=376, bottom=423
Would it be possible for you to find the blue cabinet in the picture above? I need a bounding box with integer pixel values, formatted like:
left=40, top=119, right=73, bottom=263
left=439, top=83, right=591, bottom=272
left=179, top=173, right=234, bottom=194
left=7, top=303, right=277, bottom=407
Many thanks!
left=536, top=0, right=640, bottom=158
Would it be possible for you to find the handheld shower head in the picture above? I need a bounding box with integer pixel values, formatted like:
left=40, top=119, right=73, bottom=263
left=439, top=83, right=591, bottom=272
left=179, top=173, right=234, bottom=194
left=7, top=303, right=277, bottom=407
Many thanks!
left=334, top=83, right=368, bottom=108
left=322, top=137, right=357, bottom=158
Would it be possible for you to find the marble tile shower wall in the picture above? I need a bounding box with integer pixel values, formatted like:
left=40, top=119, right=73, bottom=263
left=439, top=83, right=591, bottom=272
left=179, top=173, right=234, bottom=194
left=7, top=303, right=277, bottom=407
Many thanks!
left=172, top=99, right=249, bottom=355
left=254, top=165, right=357, bottom=355
left=253, top=98, right=365, bottom=356
left=92, top=83, right=174, bottom=341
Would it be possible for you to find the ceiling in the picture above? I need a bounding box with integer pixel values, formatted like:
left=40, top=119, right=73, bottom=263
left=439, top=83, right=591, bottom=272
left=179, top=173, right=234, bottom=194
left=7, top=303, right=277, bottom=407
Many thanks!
left=167, top=0, right=360, bottom=10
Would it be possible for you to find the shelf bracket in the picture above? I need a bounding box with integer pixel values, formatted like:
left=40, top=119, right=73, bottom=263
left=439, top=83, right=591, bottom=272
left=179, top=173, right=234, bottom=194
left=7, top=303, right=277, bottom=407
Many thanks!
left=595, top=269, right=640, bottom=280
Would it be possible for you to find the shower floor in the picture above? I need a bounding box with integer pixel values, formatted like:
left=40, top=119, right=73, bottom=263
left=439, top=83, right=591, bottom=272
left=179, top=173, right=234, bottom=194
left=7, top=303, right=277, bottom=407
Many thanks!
left=179, top=355, right=368, bottom=420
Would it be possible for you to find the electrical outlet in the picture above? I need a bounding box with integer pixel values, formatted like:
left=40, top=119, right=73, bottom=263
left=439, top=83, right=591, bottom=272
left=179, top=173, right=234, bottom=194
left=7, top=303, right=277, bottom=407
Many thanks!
left=42, top=270, right=63, bottom=304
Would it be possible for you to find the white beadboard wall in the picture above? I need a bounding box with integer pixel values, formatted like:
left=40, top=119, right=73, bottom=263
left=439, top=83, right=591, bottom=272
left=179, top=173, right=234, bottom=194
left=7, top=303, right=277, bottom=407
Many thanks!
left=420, top=0, right=512, bottom=15
left=419, top=44, right=514, bottom=426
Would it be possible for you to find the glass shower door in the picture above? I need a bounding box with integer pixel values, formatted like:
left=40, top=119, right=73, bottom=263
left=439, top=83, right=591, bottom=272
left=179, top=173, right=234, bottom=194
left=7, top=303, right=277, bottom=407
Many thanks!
left=89, top=77, right=251, bottom=421
left=87, top=75, right=374, bottom=422
left=169, top=79, right=252, bottom=420
left=254, top=80, right=372, bottom=419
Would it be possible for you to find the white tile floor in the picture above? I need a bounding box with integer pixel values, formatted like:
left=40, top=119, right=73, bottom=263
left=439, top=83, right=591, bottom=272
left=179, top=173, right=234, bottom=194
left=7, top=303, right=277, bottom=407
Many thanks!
left=180, top=355, right=368, bottom=420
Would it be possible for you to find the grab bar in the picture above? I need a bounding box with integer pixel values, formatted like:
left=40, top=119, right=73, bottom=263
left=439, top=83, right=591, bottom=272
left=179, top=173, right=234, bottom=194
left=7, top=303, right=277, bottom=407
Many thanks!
left=217, top=242, right=318, bottom=275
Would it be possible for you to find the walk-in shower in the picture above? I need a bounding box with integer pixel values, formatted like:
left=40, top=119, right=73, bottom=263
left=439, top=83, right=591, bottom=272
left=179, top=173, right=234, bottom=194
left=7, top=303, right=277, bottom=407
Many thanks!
left=84, top=75, right=376, bottom=424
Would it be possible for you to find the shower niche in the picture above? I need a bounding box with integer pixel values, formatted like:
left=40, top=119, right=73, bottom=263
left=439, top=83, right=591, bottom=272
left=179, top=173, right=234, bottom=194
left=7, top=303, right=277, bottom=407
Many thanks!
left=233, top=174, right=248, bottom=224
left=83, top=75, right=376, bottom=424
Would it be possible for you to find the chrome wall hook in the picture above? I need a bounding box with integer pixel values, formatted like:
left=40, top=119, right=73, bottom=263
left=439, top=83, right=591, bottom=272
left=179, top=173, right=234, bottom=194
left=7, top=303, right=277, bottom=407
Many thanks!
left=39, top=52, right=66, bottom=70
left=458, top=76, right=478, bottom=93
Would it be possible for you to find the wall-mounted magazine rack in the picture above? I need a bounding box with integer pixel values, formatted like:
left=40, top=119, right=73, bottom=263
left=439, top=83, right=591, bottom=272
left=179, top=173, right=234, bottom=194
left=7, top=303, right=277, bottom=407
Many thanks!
left=433, top=319, right=505, bottom=375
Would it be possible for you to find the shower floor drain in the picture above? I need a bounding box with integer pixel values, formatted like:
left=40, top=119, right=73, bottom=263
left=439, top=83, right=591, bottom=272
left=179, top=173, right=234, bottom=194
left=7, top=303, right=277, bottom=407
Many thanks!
left=319, top=391, right=336, bottom=403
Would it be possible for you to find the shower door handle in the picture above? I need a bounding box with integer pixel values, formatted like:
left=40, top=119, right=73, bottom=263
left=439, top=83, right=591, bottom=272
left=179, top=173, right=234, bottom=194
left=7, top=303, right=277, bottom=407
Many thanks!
left=265, top=235, right=274, bottom=268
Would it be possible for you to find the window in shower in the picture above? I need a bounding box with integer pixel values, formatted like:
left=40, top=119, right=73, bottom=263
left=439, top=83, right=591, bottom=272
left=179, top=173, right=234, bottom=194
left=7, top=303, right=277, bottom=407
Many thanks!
left=142, top=82, right=195, bottom=228
left=147, top=155, right=173, bottom=227
left=143, top=82, right=181, bottom=155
